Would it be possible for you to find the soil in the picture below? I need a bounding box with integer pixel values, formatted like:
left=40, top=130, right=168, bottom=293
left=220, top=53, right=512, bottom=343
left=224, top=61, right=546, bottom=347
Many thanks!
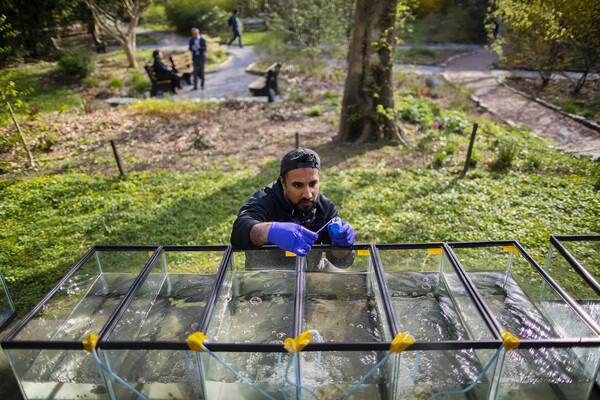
left=503, top=77, right=600, bottom=124
left=0, top=78, right=428, bottom=179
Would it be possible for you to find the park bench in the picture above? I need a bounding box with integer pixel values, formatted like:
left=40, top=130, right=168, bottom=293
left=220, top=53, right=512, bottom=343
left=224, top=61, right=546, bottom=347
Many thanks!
left=241, top=17, right=268, bottom=30
left=169, top=52, right=193, bottom=85
left=248, top=62, right=282, bottom=103
left=144, top=65, right=173, bottom=96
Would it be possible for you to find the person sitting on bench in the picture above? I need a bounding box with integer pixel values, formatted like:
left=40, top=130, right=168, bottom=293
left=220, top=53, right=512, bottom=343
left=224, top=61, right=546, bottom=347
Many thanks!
left=152, top=50, right=181, bottom=94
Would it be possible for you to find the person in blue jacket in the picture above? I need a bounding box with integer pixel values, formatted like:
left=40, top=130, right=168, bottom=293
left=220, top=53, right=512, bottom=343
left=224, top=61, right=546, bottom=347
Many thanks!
left=189, top=27, right=206, bottom=90
left=231, top=148, right=355, bottom=268
left=227, top=8, right=243, bottom=48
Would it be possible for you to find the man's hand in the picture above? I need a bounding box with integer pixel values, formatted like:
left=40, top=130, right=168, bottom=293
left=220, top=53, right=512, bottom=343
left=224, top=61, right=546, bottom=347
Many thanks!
left=328, top=221, right=355, bottom=247
left=267, top=222, right=318, bottom=256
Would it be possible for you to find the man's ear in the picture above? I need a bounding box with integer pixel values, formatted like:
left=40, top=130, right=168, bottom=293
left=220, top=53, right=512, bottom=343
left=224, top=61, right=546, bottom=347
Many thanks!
left=278, top=176, right=284, bottom=186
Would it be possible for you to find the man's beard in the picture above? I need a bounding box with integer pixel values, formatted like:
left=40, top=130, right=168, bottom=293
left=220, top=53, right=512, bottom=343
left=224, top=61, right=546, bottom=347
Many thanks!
left=293, top=197, right=315, bottom=213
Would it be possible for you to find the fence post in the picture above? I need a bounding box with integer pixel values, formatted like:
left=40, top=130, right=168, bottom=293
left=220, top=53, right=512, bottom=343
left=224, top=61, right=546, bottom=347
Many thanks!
left=462, top=123, right=478, bottom=176
left=295, top=132, right=299, bottom=148
left=110, top=140, right=125, bottom=177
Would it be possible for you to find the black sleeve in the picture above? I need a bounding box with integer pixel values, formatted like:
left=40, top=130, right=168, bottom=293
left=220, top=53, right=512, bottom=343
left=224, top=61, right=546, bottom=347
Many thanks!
left=230, top=188, right=272, bottom=249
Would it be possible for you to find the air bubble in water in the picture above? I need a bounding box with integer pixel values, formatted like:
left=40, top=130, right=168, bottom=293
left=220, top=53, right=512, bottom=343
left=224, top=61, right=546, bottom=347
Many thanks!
left=249, top=296, right=262, bottom=306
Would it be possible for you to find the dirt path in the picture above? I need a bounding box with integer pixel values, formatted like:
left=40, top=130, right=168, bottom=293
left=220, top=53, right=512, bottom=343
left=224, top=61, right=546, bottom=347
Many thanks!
left=445, top=50, right=600, bottom=160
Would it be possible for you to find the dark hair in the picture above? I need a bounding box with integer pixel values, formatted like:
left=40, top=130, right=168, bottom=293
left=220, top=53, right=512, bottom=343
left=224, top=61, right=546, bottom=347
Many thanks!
left=152, top=50, right=161, bottom=58
left=233, top=8, right=239, bottom=13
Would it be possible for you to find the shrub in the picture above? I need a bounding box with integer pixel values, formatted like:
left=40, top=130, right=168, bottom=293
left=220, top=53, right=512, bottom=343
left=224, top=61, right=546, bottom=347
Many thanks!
left=308, top=106, right=321, bottom=116
left=58, top=48, right=97, bottom=79
left=432, top=152, right=447, bottom=169
left=142, top=3, right=167, bottom=24
left=166, top=0, right=231, bottom=36
left=83, top=77, right=100, bottom=88
left=130, top=71, right=150, bottom=93
left=110, top=77, right=124, bottom=90
left=437, top=111, right=470, bottom=133
left=490, top=141, right=519, bottom=171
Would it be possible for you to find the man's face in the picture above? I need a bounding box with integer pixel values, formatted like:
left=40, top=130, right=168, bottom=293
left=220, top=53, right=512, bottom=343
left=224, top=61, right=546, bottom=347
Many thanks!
left=192, top=30, right=199, bottom=38
left=280, top=167, right=320, bottom=213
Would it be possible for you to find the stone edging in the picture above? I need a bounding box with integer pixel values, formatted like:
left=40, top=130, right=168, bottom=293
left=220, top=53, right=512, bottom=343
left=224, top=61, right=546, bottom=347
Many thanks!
left=441, top=72, right=520, bottom=130
left=494, top=75, right=600, bottom=133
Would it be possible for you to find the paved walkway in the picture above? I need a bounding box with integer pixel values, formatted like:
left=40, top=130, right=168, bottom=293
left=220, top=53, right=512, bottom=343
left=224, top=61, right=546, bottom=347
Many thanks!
left=129, top=28, right=268, bottom=102
left=445, top=50, right=600, bottom=160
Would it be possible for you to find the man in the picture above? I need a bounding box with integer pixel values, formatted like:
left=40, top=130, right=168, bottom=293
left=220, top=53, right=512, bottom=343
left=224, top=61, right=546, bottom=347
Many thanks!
left=227, top=8, right=243, bottom=48
left=152, top=50, right=181, bottom=94
left=188, top=28, right=206, bottom=90
left=231, top=148, right=355, bottom=268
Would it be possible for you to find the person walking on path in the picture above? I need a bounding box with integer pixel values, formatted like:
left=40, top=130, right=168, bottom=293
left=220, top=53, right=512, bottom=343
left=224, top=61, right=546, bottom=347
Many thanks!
left=227, top=9, right=243, bottom=48
left=189, top=27, right=206, bottom=90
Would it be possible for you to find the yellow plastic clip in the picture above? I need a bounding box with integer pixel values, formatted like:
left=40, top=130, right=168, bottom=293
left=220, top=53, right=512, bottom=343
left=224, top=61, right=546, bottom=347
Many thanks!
left=285, top=251, right=296, bottom=257
left=427, top=248, right=443, bottom=255
left=390, top=332, right=415, bottom=353
left=357, top=249, right=370, bottom=256
left=503, top=246, right=519, bottom=256
left=82, top=333, right=99, bottom=354
left=187, top=332, right=208, bottom=352
left=283, top=331, right=312, bottom=354
left=500, top=330, right=520, bottom=351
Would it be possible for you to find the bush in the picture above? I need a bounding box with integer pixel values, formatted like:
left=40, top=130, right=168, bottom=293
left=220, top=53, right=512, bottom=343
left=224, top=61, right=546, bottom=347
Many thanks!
left=83, top=77, right=100, bottom=88
left=308, top=106, right=321, bottom=116
left=58, top=48, right=97, bottom=79
left=490, top=141, right=519, bottom=171
left=130, top=71, right=150, bottom=93
left=142, top=3, right=167, bottom=24
left=110, top=77, right=124, bottom=90
left=166, top=0, right=231, bottom=36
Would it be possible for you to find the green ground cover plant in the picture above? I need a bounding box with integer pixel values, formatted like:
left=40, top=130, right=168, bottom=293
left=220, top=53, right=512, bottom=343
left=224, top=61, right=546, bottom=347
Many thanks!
left=1, top=117, right=599, bottom=313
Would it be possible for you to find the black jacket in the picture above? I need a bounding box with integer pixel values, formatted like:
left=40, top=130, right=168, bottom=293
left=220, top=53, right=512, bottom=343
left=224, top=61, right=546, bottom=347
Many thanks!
left=231, top=180, right=353, bottom=268
left=231, top=180, right=338, bottom=248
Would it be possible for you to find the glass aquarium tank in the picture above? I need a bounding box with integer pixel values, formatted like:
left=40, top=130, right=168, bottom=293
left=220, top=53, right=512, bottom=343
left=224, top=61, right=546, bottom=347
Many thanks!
left=2, top=246, right=159, bottom=400
left=448, top=240, right=600, bottom=400
left=100, top=245, right=228, bottom=400
left=376, top=244, right=501, bottom=400
left=4, top=241, right=599, bottom=400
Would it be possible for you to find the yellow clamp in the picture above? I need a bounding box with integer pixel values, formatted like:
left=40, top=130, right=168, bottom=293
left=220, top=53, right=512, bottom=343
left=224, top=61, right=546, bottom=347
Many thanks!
left=500, top=330, right=520, bottom=351
left=187, top=332, right=208, bottom=352
left=390, top=332, right=415, bottom=353
left=82, top=333, right=99, bottom=354
left=284, top=331, right=311, bottom=355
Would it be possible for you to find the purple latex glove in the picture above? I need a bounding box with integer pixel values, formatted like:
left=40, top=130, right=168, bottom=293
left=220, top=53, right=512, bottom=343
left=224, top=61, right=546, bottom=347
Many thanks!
left=328, top=221, right=355, bottom=246
left=267, top=222, right=319, bottom=256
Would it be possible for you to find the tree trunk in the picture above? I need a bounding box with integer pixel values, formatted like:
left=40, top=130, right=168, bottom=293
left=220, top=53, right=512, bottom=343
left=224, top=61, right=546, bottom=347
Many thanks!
left=338, top=0, right=407, bottom=144
left=84, top=0, right=150, bottom=68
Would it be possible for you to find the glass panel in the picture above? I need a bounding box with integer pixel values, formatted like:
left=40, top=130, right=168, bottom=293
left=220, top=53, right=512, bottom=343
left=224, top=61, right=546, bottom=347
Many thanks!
left=451, top=244, right=600, bottom=400
left=103, top=248, right=224, bottom=400
left=107, top=249, right=223, bottom=342
left=378, top=246, right=499, bottom=400
left=545, top=244, right=600, bottom=321
left=4, top=348, right=110, bottom=400
left=301, top=247, right=392, bottom=396
left=0, top=269, right=15, bottom=328
left=560, top=239, right=600, bottom=281
left=101, top=349, right=203, bottom=400
left=203, top=248, right=296, bottom=400
left=13, top=249, right=152, bottom=342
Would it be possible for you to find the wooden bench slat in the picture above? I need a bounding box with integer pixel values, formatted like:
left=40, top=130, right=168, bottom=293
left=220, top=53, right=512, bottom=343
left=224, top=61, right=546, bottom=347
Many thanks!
left=169, top=53, right=193, bottom=85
